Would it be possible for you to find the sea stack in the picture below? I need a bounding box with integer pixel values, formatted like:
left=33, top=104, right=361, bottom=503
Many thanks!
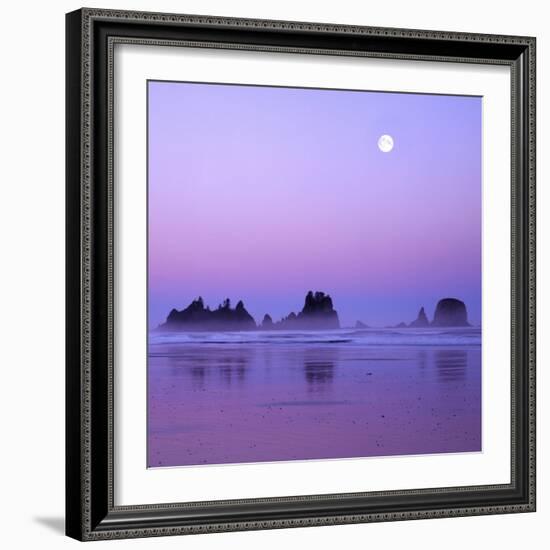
left=296, top=291, right=340, bottom=329
left=161, top=297, right=256, bottom=331
left=432, top=298, right=470, bottom=327
left=409, top=307, right=429, bottom=328
left=261, top=314, right=274, bottom=329
left=274, top=291, right=340, bottom=330
left=161, top=291, right=340, bottom=332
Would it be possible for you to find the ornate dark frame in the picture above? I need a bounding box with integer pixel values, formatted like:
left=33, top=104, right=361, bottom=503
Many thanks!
left=66, top=7, right=536, bottom=541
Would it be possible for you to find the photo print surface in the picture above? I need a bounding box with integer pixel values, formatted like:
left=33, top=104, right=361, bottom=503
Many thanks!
left=147, top=80, right=482, bottom=468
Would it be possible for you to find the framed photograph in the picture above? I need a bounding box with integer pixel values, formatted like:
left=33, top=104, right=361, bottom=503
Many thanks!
left=66, top=8, right=536, bottom=541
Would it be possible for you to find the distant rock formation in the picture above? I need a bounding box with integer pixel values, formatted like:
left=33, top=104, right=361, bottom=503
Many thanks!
left=161, top=297, right=256, bottom=331
left=300, top=291, right=340, bottom=328
left=409, top=306, right=429, bottom=328
left=431, top=298, right=470, bottom=327
left=274, top=291, right=340, bottom=330
left=355, top=320, right=369, bottom=329
left=394, top=322, right=407, bottom=328
left=160, top=291, right=340, bottom=332
left=274, top=312, right=298, bottom=329
left=261, top=314, right=274, bottom=329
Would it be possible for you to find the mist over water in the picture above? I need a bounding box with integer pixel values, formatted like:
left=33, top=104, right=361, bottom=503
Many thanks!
left=149, top=327, right=480, bottom=346
left=148, top=328, right=481, bottom=467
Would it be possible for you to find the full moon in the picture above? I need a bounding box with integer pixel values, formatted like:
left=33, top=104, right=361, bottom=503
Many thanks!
left=378, top=134, right=394, bottom=153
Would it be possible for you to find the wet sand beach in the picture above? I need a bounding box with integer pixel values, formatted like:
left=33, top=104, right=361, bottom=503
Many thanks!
left=147, top=328, right=481, bottom=467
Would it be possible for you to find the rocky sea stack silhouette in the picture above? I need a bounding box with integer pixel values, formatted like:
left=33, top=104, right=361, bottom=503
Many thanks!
left=395, top=298, right=470, bottom=328
left=161, top=297, right=256, bottom=331
left=409, top=307, right=429, bottom=328
left=159, top=294, right=469, bottom=331
left=260, top=314, right=274, bottom=329
left=431, top=298, right=470, bottom=327
left=269, top=291, right=340, bottom=330
left=160, top=291, right=340, bottom=331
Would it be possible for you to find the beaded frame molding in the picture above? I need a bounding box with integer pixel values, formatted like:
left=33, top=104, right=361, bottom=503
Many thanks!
left=66, top=7, right=536, bottom=541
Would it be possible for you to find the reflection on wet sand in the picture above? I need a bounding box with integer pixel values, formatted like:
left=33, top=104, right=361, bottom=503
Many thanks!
left=190, top=366, right=206, bottom=389
left=304, top=361, right=334, bottom=387
left=165, top=348, right=250, bottom=387
left=435, top=350, right=468, bottom=382
left=303, top=348, right=337, bottom=390
left=148, top=341, right=481, bottom=467
left=219, top=357, right=248, bottom=386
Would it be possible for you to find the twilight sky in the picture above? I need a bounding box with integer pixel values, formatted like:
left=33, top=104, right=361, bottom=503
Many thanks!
left=148, top=81, right=481, bottom=328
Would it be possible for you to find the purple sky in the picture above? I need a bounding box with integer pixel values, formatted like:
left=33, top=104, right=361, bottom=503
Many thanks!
left=148, top=81, right=481, bottom=328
